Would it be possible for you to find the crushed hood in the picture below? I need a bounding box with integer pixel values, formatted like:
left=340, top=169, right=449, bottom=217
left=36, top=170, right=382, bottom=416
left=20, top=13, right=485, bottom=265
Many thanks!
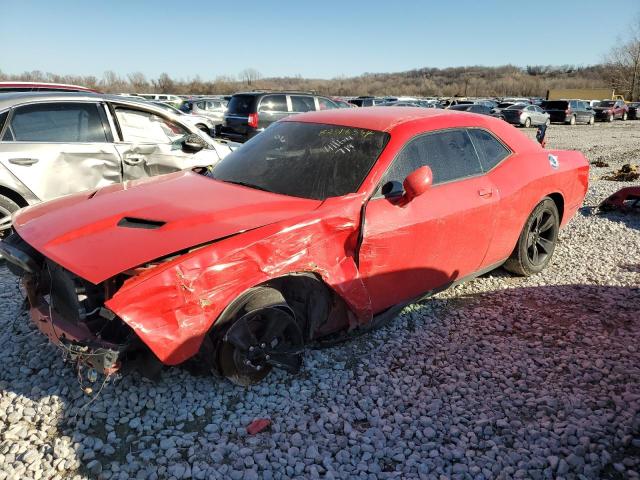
left=13, top=171, right=321, bottom=284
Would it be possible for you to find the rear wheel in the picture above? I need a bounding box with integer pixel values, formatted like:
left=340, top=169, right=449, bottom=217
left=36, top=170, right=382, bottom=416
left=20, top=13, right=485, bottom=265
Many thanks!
left=569, top=115, right=576, bottom=125
left=504, top=198, right=559, bottom=276
left=524, top=117, right=531, bottom=128
left=608, top=114, right=614, bottom=122
left=214, top=287, right=304, bottom=386
left=0, top=194, right=20, bottom=240
left=622, top=112, right=628, bottom=121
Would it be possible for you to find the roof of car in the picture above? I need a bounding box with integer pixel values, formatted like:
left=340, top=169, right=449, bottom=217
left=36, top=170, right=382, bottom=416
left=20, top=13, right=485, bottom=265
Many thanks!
left=0, top=81, right=99, bottom=93
left=283, top=107, right=541, bottom=153
left=0, top=92, right=178, bottom=116
left=281, top=106, right=474, bottom=132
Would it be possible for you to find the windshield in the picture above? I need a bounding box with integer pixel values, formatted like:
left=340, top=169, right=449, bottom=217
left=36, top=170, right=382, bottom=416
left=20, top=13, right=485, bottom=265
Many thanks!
left=212, top=121, right=389, bottom=200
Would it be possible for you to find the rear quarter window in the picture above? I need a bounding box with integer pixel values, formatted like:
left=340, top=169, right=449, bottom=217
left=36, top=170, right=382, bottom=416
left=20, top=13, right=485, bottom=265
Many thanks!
left=0, top=111, right=8, bottom=138
left=290, top=96, right=316, bottom=112
left=468, top=129, right=511, bottom=171
left=258, top=95, right=287, bottom=112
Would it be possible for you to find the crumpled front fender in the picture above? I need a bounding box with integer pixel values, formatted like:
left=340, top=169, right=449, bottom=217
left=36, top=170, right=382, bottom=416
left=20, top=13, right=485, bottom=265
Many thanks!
left=105, top=196, right=372, bottom=364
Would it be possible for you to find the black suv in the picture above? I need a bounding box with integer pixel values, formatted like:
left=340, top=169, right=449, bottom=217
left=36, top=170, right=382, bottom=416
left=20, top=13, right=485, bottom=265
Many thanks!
left=217, top=91, right=340, bottom=142
left=540, top=100, right=594, bottom=125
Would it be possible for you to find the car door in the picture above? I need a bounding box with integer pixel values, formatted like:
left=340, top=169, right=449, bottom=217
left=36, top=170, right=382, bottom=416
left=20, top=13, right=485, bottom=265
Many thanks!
left=111, top=105, right=220, bottom=180
left=0, top=101, right=122, bottom=202
left=358, top=128, right=499, bottom=313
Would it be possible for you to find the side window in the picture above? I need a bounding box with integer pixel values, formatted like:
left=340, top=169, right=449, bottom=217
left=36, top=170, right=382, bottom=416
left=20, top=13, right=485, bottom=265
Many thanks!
left=115, top=108, right=188, bottom=143
left=468, top=129, right=511, bottom=171
left=258, top=95, right=287, bottom=112
left=0, top=111, right=8, bottom=140
left=379, top=129, right=483, bottom=194
left=4, top=102, right=107, bottom=142
left=318, top=97, right=338, bottom=110
left=290, top=96, right=316, bottom=112
left=196, top=101, right=206, bottom=109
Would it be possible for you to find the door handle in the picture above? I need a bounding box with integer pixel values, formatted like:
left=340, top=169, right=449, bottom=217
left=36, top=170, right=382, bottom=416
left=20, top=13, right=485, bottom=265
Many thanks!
left=123, top=155, right=145, bottom=166
left=478, top=188, right=493, bottom=198
left=9, top=157, right=38, bottom=166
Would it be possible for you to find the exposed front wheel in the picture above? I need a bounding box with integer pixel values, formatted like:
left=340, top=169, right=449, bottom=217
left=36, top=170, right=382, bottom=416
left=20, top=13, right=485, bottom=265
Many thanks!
left=504, top=198, right=559, bottom=276
left=0, top=194, right=20, bottom=240
left=215, top=287, right=304, bottom=386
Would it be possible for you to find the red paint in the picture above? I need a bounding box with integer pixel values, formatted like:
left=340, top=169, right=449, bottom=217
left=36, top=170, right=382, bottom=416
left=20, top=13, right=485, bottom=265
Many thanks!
left=246, top=419, right=271, bottom=435
left=14, top=109, right=589, bottom=365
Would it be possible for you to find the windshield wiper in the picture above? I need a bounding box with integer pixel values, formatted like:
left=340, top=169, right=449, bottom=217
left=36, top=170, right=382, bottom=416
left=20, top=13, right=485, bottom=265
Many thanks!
left=221, top=179, right=275, bottom=193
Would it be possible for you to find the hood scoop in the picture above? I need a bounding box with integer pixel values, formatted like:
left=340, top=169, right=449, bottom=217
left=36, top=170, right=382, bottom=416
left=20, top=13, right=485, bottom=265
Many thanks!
left=117, top=217, right=166, bottom=230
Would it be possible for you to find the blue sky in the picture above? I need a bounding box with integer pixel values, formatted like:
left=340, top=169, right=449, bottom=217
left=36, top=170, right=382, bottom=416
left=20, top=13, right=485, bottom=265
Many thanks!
left=2, top=0, right=637, bottom=80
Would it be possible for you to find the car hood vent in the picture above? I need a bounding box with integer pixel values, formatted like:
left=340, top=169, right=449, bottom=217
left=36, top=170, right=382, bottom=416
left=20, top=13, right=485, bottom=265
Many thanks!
left=117, top=217, right=166, bottom=229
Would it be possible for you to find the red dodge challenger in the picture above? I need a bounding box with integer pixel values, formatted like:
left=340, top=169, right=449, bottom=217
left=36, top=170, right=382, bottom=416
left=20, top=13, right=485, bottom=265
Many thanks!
left=1, top=108, right=589, bottom=385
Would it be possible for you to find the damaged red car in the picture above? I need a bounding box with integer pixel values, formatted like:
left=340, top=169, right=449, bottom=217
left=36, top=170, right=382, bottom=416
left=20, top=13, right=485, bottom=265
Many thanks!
left=1, top=108, right=589, bottom=385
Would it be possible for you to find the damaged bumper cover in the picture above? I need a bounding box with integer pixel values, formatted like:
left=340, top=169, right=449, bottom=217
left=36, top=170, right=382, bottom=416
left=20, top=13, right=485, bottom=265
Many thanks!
left=25, top=286, right=126, bottom=374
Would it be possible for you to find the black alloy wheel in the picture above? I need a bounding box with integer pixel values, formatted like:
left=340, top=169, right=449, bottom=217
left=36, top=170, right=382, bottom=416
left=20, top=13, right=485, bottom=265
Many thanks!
left=219, top=302, right=303, bottom=386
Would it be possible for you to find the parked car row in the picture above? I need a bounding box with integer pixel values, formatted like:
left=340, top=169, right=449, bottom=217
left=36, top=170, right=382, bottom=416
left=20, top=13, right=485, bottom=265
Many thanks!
left=0, top=92, right=237, bottom=235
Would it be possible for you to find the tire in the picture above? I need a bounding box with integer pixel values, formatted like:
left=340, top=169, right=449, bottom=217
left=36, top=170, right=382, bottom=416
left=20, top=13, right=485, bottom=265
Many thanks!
left=545, top=118, right=551, bottom=126
left=0, top=194, right=20, bottom=240
left=608, top=114, right=614, bottom=123
left=622, top=112, right=628, bottom=121
left=524, top=117, right=531, bottom=128
left=504, top=198, right=559, bottom=277
left=569, top=115, right=576, bottom=125
left=588, top=115, right=594, bottom=125
left=214, top=287, right=304, bottom=386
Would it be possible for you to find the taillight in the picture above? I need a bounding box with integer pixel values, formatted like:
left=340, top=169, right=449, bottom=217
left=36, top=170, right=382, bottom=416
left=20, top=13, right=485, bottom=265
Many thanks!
left=565, top=109, right=570, bottom=114
left=247, top=113, right=258, bottom=128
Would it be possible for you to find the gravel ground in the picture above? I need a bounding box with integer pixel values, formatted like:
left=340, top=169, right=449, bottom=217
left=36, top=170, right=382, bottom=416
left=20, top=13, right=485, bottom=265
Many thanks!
left=1, top=121, right=639, bottom=480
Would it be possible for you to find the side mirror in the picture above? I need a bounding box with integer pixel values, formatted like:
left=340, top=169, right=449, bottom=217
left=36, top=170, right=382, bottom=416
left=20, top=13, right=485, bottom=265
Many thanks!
left=182, top=134, right=205, bottom=153
left=402, top=166, right=433, bottom=201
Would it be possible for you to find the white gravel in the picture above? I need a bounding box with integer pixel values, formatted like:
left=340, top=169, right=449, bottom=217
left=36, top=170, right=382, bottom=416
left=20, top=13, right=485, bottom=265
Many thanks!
left=1, top=122, right=639, bottom=480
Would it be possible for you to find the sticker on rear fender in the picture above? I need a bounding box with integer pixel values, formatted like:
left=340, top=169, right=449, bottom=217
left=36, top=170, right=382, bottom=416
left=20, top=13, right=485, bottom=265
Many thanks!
left=548, top=154, right=559, bottom=169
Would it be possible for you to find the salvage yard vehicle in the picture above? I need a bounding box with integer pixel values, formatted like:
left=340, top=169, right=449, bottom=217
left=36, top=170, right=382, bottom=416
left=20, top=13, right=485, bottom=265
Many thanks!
left=150, top=101, right=216, bottom=135
left=179, top=98, right=228, bottom=126
left=593, top=100, right=629, bottom=122
left=448, top=104, right=494, bottom=116
left=0, top=81, right=100, bottom=94
left=501, top=104, right=550, bottom=127
left=1, top=107, right=589, bottom=385
left=626, top=102, right=639, bottom=120
left=218, top=91, right=340, bottom=143
left=0, top=92, right=235, bottom=236
left=540, top=100, right=595, bottom=125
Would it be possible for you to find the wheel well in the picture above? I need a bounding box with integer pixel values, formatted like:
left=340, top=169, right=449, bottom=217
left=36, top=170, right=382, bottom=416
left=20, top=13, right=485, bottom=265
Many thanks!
left=0, top=186, right=28, bottom=208
left=547, top=193, right=564, bottom=223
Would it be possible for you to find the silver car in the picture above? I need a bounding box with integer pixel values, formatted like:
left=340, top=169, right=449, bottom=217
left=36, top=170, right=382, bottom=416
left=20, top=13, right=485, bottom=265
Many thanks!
left=150, top=101, right=216, bottom=135
left=501, top=104, right=550, bottom=128
left=0, top=92, right=236, bottom=236
left=180, top=98, right=227, bottom=125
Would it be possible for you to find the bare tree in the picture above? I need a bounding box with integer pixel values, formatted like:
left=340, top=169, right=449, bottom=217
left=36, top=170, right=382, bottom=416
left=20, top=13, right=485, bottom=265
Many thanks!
left=154, top=73, right=175, bottom=93
left=239, top=68, right=261, bottom=86
left=604, top=16, right=640, bottom=100
left=127, top=72, right=149, bottom=92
